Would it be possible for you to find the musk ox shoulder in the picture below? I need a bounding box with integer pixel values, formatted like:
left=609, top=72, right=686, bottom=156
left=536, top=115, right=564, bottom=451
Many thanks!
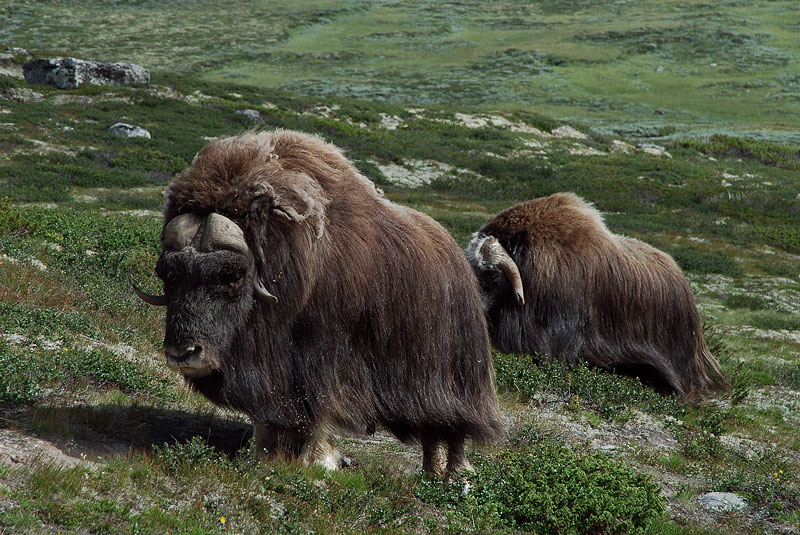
left=466, top=192, right=727, bottom=400
left=135, top=130, right=502, bottom=476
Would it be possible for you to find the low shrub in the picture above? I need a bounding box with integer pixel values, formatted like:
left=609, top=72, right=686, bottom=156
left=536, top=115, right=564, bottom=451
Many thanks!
left=680, top=135, right=800, bottom=170
left=416, top=444, right=665, bottom=534
left=154, top=435, right=225, bottom=474
left=493, top=351, right=679, bottom=420
left=667, top=245, right=741, bottom=276
left=0, top=329, right=168, bottom=405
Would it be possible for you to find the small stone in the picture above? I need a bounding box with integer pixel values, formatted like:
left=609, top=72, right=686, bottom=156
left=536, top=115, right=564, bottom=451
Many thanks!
left=107, top=123, right=151, bottom=139
left=696, top=492, right=748, bottom=513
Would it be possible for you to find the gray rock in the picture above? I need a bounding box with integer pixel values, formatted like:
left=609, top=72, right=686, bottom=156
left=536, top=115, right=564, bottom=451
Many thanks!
left=610, top=140, right=636, bottom=154
left=551, top=124, right=588, bottom=139
left=695, top=492, right=748, bottom=513
left=237, top=109, right=265, bottom=122
left=23, top=57, right=150, bottom=90
left=639, top=143, right=672, bottom=158
left=107, top=123, right=151, bottom=139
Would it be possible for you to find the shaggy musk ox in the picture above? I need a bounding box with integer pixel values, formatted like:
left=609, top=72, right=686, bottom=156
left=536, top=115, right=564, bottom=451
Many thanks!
left=465, top=192, right=728, bottom=400
left=134, top=130, right=502, bottom=476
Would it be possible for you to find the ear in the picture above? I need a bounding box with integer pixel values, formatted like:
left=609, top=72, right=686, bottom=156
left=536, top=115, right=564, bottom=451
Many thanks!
left=249, top=173, right=330, bottom=239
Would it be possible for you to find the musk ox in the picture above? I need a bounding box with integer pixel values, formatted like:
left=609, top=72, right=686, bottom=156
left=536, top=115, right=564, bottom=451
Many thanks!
left=465, top=192, right=727, bottom=400
left=134, top=130, right=502, bottom=476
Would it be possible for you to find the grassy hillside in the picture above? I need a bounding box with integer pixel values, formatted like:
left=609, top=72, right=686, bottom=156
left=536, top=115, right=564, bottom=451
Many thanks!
left=1, top=2, right=800, bottom=534
left=2, top=0, right=800, bottom=141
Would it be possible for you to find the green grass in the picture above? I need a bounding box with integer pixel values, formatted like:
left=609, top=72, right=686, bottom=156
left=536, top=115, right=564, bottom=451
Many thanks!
left=4, top=0, right=800, bottom=141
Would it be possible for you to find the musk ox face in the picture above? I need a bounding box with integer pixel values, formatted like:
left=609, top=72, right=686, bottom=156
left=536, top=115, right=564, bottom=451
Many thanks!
left=465, top=232, right=525, bottom=310
left=135, top=212, right=277, bottom=378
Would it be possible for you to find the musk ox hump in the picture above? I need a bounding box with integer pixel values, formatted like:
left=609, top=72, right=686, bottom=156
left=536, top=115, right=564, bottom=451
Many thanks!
left=164, top=131, right=336, bottom=240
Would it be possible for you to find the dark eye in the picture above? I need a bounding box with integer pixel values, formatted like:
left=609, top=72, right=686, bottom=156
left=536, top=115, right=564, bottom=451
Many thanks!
left=219, top=263, right=247, bottom=285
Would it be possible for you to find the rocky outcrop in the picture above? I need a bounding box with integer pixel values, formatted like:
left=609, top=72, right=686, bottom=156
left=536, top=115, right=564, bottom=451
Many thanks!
left=23, top=58, right=150, bottom=90
left=695, top=492, right=748, bottom=513
left=107, top=123, right=151, bottom=139
left=0, top=47, right=30, bottom=79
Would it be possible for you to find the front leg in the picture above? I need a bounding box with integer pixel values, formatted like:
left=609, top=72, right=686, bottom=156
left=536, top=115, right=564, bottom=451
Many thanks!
left=253, top=420, right=351, bottom=469
left=252, top=421, right=303, bottom=460
left=298, top=422, right=352, bottom=470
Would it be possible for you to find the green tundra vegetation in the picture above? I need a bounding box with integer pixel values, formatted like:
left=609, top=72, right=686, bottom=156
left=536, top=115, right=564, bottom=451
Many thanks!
left=0, top=1, right=799, bottom=533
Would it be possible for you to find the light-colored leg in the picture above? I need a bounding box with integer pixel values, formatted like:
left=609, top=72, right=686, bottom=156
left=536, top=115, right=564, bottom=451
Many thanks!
left=254, top=420, right=350, bottom=470
left=445, top=436, right=473, bottom=481
left=299, top=433, right=350, bottom=470
left=422, top=436, right=445, bottom=477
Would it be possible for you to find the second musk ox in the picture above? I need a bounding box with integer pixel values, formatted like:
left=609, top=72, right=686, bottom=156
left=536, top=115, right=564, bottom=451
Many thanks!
left=134, top=130, right=502, bottom=476
left=465, top=192, right=727, bottom=400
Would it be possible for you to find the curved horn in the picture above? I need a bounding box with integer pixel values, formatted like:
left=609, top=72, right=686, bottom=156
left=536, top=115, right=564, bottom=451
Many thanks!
left=200, top=213, right=249, bottom=255
left=132, top=283, right=168, bottom=306
left=481, top=237, right=525, bottom=306
left=163, top=213, right=203, bottom=251
left=254, top=277, right=278, bottom=305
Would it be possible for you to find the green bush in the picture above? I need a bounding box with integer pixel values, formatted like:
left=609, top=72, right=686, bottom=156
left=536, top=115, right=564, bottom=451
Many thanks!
left=724, top=294, right=767, bottom=311
left=154, top=436, right=224, bottom=474
left=0, top=341, right=39, bottom=404
left=493, top=352, right=679, bottom=420
left=416, top=444, right=665, bottom=534
left=680, top=135, right=800, bottom=170
left=667, top=246, right=741, bottom=276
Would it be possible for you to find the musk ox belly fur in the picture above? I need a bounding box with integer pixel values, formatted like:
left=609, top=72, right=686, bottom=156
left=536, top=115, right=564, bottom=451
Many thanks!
left=466, top=192, right=727, bottom=400
left=136, top=129, right=502, bottom=475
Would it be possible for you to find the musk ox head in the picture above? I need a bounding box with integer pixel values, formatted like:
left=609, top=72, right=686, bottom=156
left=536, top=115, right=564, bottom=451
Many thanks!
left=134, top=212, right=276, bottom=378
left=464, top=233, right=525, bottom=310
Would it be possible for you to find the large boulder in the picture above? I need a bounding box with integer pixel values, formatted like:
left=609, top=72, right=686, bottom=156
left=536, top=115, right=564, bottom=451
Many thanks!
left=23, top=58, right=150, bottom=90
left=106, top=123, right=151, bottom=139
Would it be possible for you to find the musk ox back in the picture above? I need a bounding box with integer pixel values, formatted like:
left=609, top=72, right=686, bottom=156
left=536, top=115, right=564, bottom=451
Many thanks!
left=135, top=130, right=502, bottom=476
left=465, top=192, right=727, bottom=400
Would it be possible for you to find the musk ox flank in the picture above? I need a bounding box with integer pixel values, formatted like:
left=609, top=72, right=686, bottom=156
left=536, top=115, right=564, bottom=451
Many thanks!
left=465, top=192, right=728, bottom=400
left=134, top=130, right=502, bottom=476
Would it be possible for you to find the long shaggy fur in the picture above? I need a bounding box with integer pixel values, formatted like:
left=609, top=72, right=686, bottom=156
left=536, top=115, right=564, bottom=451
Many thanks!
left=470, top=192, right=727, bottom=400
left=162, top=130, right=502, bottom=447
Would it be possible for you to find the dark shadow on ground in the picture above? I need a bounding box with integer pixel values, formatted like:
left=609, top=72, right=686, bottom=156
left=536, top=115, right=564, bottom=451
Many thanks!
left=0, top=403, right=252, bottom=462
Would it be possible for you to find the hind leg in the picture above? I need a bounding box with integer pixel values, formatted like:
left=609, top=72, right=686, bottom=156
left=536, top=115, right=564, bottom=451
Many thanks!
left=421, top=435, right=445, bottom=477
left=444, top=435, right=473, bottom=481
